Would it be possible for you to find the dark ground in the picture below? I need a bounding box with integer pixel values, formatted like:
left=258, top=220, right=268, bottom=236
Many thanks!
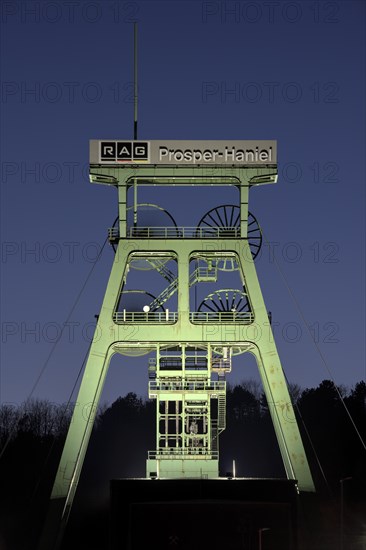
left=0, top=381, right=365, bottom=549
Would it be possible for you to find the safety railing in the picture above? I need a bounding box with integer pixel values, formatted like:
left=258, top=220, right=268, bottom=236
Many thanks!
left=159, top=357, right=208, bottom=368
left=190, top=312, right=254, bottom=323
left=149, top=381, right=225, bottom=392
left=191, top=267, right=218, bottom=283
left=108, top=227, right=119, bottom=241
left=211, top=358, right=232, bottom=371
left=148, top=449, right=218, bottom=459
left=108, top=226, right=240, bottom=240
left=113, top=311, right=253, bottom=323
left=113, top=311, right=178, bottom=323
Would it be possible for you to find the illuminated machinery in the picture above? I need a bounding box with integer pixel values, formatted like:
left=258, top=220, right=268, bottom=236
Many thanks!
left=41, top=139, right=315, bottom=549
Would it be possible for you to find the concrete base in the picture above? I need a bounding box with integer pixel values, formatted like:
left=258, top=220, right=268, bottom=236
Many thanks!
left=110, top=478, right=298, bottom=550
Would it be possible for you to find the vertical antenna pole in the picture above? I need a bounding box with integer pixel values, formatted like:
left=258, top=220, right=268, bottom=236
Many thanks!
left=133, top=22, right=138, bottom=140
left=133, top=23, right=138, bottom=226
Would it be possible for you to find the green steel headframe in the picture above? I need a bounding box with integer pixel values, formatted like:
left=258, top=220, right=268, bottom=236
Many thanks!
left=38, top=140, right=315, bottom=550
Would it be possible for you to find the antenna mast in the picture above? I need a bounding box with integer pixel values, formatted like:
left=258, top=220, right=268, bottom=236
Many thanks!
left=133, top=22, right=138, bottom=140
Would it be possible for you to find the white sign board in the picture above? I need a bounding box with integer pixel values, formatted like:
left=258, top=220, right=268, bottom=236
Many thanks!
left=90, top=140, right=277, bottom=166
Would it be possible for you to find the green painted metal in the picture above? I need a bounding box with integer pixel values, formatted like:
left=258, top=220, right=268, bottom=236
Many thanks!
left=38, top=152, right=315, bottom=550
left=146, top=343, right=223, bottom=479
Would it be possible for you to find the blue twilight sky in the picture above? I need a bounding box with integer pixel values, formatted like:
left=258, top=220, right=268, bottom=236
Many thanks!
left=0, top=0, right=365, bottom=407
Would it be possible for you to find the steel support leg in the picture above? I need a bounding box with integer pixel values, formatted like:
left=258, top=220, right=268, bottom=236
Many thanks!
left=38, top=242, right=129, bottom=549
left=241, top=241, right=315, bottom=492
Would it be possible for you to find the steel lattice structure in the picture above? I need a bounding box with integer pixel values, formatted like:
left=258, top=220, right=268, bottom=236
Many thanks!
left=39, top=140, right=315, bottom=550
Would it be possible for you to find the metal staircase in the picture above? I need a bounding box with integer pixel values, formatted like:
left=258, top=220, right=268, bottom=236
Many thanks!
left=149, top=278, right=179, bottom=311
left=148, top=266, right=218, bottom=311
left=147, top=259, right=176, bottom=283
left=211, top=419, right=219, bottom=453
left=218, top=394, right=226, bottom=431
left=210, top=392, right=226, bottom=455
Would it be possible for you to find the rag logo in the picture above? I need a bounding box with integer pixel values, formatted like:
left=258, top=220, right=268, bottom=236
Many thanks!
left=100, top=142, right=116, bottom=160
left=100, top=141, right=149, bottom=162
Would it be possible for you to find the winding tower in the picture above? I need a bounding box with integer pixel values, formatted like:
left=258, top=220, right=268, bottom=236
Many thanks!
left=40, top=139, right=315, bottom=549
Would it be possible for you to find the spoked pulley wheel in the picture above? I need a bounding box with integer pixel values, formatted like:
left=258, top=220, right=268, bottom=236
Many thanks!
left=110, top=203, right=179, bottom=253
left=196, top=205, right=262, bottom=259
left=198, top=288, right=251, bottom=315
left=127, top=203, right=178, bottom=235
